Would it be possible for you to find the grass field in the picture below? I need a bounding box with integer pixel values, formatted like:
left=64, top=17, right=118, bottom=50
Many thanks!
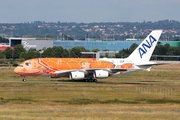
left=0, top=64, right=180, bottom=120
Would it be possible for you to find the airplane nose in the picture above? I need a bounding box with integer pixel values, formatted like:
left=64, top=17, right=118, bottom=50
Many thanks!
left=14, top=67, right=20, bottom=74
left=14, top=67, right=18, bottom=74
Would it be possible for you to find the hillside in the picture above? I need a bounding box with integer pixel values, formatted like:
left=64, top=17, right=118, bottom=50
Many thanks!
left=0, top=20, right=180, bottom=40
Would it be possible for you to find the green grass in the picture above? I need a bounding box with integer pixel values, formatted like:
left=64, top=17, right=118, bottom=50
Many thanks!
left=0, top=64, right=180, bottom=119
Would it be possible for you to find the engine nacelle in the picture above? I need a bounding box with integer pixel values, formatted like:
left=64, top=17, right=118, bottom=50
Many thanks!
left=69, top=71, right=85, bottom=80
left=94, top=70, right=109, bottom=78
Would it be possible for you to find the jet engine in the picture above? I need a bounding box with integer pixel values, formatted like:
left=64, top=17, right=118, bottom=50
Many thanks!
left=69, top=71, right=85, bottom=80
left=93, top=70, right=109, bottom=78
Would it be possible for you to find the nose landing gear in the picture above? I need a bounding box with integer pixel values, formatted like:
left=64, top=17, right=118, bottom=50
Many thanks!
left=22, top=76, right=26, bottom=82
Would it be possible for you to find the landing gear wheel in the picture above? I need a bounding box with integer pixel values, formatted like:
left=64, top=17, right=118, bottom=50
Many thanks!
left=22, top=78, right=26, bottom=82
left=94, top=79, right=97, bottom=82
left=22, top=77, right=26, bottom=82
left=85, top=78, right=97, bottom=82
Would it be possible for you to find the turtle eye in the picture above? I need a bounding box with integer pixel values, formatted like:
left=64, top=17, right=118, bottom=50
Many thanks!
left=25, top=62, right=31, bottom=66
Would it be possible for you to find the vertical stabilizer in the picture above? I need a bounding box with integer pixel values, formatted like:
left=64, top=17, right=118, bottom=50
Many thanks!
left=127, top=30, right=162, bottom=62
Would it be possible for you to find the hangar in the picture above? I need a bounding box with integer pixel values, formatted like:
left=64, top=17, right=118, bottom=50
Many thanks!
left=9, top=37, right=53, bottom=50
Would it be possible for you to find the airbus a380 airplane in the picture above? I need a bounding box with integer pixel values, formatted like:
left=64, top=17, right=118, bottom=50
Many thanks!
left=14, top=30, right=163, bottom=82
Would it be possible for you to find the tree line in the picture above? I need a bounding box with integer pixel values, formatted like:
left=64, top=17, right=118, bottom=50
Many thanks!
left=0, top=43, right=180, bottom=66
left=0, top=44, right=90, bottom=60
left=115, top=42, right=180, bottom=60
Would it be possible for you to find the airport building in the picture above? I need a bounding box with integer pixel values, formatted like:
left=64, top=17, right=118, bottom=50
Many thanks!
left=0, top=37, right=177, bottom=59
left=9, top=38, right=141, bottom=51
left=8, top=38, right=180, bottom=52
left=9, top=37, right=53, bottom=50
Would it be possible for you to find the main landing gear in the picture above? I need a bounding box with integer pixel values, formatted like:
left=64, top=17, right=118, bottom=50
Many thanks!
left=85, top=78, right=97, bottom=82
left=70, top=79, right=97, bottom=82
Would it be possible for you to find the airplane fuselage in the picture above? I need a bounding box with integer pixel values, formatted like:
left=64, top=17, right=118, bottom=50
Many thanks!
left=14, top=30, right=163, bottom=81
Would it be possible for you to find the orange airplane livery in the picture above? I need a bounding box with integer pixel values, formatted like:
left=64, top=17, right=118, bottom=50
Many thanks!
left=14, top=30, right=163, bottom=82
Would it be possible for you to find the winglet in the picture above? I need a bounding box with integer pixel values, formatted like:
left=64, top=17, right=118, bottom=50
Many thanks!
left=127, top=30, right=162, bottom=62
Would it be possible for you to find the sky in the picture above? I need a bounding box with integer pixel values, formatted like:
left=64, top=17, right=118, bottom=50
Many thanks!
left=0, top=0, right=179, bottom=23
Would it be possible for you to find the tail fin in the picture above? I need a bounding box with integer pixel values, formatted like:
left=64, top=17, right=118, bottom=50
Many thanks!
left=127, top=30, right=162, bottom=62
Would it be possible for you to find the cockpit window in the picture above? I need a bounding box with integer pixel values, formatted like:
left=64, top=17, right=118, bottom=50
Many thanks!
left=25, top=62, right=31, bottom=66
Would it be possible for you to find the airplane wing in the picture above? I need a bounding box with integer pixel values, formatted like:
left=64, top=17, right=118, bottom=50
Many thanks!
left=53, top=68, right=135, bottom=77
left=54, top=68, right=128, bottom=74
left=54, top=69, right=88, bottom=75
left=51, top=62, right=167, bottom=78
